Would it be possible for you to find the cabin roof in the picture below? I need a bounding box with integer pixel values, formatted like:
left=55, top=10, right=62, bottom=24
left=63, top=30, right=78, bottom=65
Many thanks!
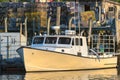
left=34, top=35, right=85, bottom=38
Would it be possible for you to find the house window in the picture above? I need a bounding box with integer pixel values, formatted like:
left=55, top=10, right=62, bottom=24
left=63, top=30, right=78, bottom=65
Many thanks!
left=108, top=7, right=114, bottom=12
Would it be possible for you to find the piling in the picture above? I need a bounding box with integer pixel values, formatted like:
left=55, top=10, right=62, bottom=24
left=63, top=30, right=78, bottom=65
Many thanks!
left=0, top=54, right=2, bottom=73
left=117, top=54, right=120, bottom=68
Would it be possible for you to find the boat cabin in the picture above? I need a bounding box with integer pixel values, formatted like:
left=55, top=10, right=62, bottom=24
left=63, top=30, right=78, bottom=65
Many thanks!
left=31, top=35, right=88, bottom=57
left=31, top=30, right=115, bottom=58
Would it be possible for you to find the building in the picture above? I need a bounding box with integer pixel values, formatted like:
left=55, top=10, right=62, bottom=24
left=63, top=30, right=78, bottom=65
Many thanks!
left=102, top=0, right=120, bottom=50
left=35, top=0, right=53, bottom=2
left=0, top=1, right=118, bottom=53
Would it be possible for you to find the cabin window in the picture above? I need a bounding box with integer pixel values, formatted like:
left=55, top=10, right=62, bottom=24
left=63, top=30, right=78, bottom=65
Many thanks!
left=80, top=38, right=83, bottom=46
left=75, top=38, right=83, bottom=46
left=76, top=38, right=79, bottom=45
left=45, top=37, right=57, bottom=44
left=58, top=37, right=71, bottom=44
left=72, top=39, right=74, bottom=45
left=33, top=37, right=44, bottom=44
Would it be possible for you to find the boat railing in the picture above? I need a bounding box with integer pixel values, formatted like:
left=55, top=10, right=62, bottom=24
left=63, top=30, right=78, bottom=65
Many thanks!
left=89, top=48, right=116, bottom=58
left=89, top=49, right=100, bottom=61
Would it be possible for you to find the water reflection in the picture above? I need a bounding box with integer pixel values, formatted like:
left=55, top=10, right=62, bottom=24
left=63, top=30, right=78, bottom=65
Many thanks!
left=25, top=69, right=118, bottom=80
left=0, top=75, right=24, bottom=80
left=0, top=68, right=120, bottom=80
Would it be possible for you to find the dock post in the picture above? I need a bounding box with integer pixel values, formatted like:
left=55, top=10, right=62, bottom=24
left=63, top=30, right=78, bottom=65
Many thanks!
left=0, top=54, right=2, bottom=74
left=6, top=36, right=9, bottom=60
left=5, top=17, right=8, bottom=32
left=117, top=54, right=120, bottom=75
left=117, top=55, right=120, bottom=68
left=0, top=36, right=2, bottom=73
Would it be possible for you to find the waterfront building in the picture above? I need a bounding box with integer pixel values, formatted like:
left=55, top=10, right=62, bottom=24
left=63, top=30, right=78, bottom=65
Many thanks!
left=102, top=0, right=120, bottom=48
left=0, top=0, right=119, bottom=55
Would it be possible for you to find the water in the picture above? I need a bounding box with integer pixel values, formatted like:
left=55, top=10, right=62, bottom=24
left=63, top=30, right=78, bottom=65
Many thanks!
left=0, top=68, right=120, bottom=80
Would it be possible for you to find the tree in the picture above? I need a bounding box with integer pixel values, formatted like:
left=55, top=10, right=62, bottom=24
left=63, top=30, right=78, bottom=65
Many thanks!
left=0, top=0, right=9, bottom=2
left=111, top=0, right=120, bottom=2
left=116, top=0, right=120, bottom=2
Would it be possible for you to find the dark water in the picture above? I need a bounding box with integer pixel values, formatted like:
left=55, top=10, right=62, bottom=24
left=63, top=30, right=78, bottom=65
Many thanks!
left=1, top=68, right=120, bottom=80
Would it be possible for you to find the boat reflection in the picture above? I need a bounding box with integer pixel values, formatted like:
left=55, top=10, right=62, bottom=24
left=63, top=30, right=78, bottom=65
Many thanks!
left=25, top=69, right=118, bottom=80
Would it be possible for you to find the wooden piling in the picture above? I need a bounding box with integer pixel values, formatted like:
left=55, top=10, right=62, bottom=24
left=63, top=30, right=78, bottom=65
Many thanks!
left=117, top=54, right=120, bottom=68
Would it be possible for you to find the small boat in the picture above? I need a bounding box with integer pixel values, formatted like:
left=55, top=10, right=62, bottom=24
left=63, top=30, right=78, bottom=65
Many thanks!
left=17, top=30, right=117, bottom=72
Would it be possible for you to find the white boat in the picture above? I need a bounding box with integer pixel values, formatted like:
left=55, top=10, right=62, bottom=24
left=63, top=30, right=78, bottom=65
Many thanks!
left=17, top=30, right=117, bottom=72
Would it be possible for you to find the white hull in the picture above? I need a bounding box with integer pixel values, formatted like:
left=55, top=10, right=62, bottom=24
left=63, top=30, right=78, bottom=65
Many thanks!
left=18, top=47, right=117, bottom=72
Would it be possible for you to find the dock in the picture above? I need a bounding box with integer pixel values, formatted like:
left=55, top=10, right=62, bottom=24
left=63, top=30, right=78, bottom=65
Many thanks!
left=0, top=57, right=25, bottom=73
left=0, top=33, right=26, bottom=73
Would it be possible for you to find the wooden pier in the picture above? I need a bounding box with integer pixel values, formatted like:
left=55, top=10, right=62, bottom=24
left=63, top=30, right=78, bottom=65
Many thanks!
left=0, top=58, right=25, bottom=73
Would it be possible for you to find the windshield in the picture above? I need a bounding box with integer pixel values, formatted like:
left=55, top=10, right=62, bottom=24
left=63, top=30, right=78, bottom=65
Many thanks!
left=45, top=37, right=57, bottom=44
left=33, top=37, right=44, bottom=44
left=58, top=37, right=71, bottom=44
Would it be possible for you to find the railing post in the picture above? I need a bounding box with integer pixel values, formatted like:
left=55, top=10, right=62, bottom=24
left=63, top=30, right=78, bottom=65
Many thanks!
left=0, top=36, right=1, bottom=55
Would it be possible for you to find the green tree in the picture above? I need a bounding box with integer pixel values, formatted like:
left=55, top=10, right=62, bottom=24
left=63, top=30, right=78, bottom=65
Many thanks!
left=111, top=0, right=120, bottom=2
left=116, top=0, right=120, bottom=2
left=0, top=0, right=9, bottom=2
